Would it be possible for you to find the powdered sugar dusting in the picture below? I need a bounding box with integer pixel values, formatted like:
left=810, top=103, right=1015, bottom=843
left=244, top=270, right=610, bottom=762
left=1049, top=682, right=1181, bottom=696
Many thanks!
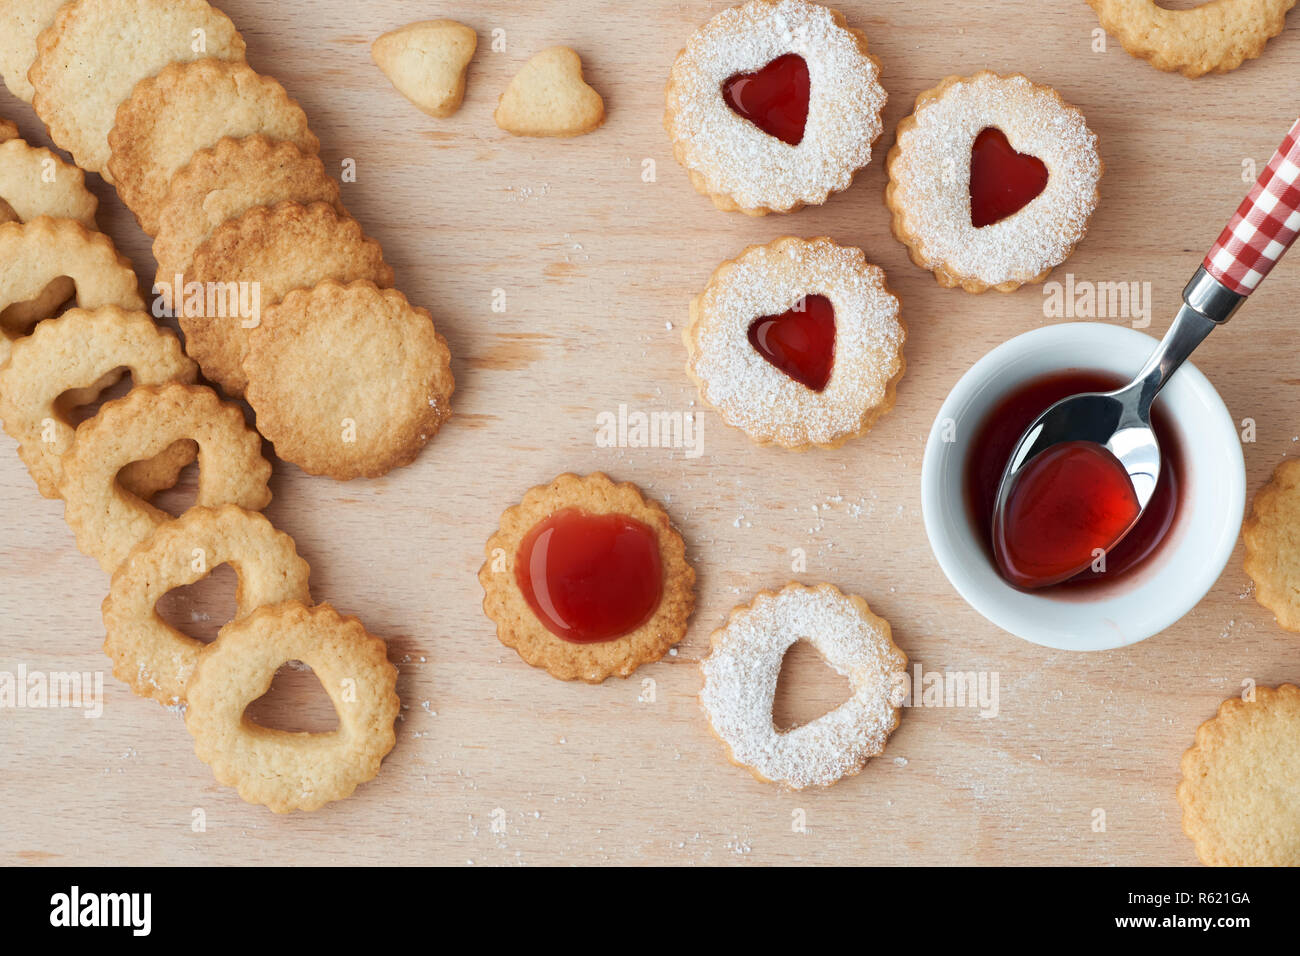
left=665, top=0, right=885, bottom=212
left=699, top=583, right=906, bottom=790
left=888, top=73, right=1101, bottom=286
left=688, top=237, right=903, bottom=446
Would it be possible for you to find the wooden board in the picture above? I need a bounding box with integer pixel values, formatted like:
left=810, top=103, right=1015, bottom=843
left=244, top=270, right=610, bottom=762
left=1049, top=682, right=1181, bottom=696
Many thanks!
left=1, top=0, right=1298, bottom=866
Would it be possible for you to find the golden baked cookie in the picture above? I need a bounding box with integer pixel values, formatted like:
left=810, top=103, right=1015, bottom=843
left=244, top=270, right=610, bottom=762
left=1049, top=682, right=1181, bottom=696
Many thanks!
left=0, top=306, right=198, bottom=499
left=1243, top=458, right=1300, bottom=631
left=243, top=280, right=454, bottom=480
left=699, top=582, right=906, bottom=789
left=0, top=0, right=66, bottom=103
left=1178, top=685, right=1300, bottom=866
left=886, top=72, right=1102, bottom=293
left=152, top=136, right=343, bottom=292
left=372, top=19, right=477, bottom=118
left=1088, top=0, right=1295, bottom=78
left=0, top=137, right=99, bottom=334
left=28, top=0, right=246, bottom=179
left=479, top=472, right=695, bottom=683
left=0, top=119, right=18, bottom=142
left=685, top=236, right=905, bottom=449
left=107, top=60, right=319, bottom=236
left=181, top=201, right=393, bottom=396
left=59, top=383, right=271, bottom=573
left=185, top=600, right=399, bottom=813
left=0, top=217, right=143, bottom=368
left=102, top=505, right=311, bottom=706
left=664, top=0, right=885, bottom=216
left=494, top=47, right=605, bottom=137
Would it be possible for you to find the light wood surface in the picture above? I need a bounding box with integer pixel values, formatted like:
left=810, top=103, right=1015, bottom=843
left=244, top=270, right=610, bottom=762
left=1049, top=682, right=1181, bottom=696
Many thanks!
left=1, top=0, right=1298, bottom=866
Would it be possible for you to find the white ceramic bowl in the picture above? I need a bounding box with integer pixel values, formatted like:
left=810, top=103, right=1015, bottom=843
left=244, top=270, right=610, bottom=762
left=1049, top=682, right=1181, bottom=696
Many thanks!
left=921, top=323, right=1244, bottom=650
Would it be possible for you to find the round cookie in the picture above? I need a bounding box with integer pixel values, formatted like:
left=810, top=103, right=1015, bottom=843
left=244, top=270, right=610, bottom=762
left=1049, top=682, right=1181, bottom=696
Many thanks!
left=103, top=505, right=312, bottom=706
left=0, top=306, right=198, bottom=499
left=108, top=60, right=319, bottom=235
left=0, top=119, right=18, bottom=142
left=181, top=201, right=393, bottom=396
left=185, top=601, right=399, bottom=813
left=28, top=0, right=246, bottom=178
left=685, top=236, right=905, bottom=449
left=699, top=582, right=907, bottom=789
left=153, top=136, right=343, bottom=291
left=1088, top=0, right=1295, bottom=78
left=0, top=0, right=66, bottom=103
left=479, top=472, right=695, bottom=683
left=242, top=280, right=453, bottom=479
left=1178, top=685, right=1300, bottom=866
left=1243, top=458, right=1300, bottom=631
left=59, top=383, right=272, bottom=573
left=0, top=217, right=144, bottom=367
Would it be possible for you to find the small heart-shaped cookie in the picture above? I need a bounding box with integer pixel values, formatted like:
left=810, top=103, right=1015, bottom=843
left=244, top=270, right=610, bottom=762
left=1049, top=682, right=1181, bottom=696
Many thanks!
left=494, top=47, right=605, bottom=138
left=372, top=20, right=477, bottom=118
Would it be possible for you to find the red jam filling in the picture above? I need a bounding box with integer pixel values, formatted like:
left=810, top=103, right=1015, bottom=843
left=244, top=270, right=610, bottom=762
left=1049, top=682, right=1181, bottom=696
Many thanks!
left=969, top=127, right=1049, bottom=228
left=722, top=53, right=810, bottom=146
left=966, top=370, right=1181, bottom=591
left=515, top=507, right=663, bottom=644
left=746, top=294, right=835, bottom=392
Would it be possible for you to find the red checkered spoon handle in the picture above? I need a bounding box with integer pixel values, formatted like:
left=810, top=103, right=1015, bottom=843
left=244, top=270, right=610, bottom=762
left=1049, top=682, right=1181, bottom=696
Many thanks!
left=1203, top=117, right=1300, bottom=296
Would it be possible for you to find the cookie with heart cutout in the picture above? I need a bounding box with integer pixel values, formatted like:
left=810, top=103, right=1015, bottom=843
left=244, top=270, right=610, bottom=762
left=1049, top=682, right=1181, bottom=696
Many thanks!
left=107, top=59, right=319, bottom=236
left=664, top=0, right=885, bottom=216
left=494, top=46, right=604, bottom=137
left=885, top=72, right=1103, bottom=293
left=684, top=236, right=905, bottom=449
left=372, top=19, right=477, bottom=118
left=28, top=0, right=246, bottom=179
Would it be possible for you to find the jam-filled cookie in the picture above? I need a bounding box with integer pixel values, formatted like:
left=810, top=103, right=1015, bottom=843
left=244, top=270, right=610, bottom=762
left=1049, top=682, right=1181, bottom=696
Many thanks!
left=479, top=473, right=695, bottom=683
left=685, top=236, right=905, bottom=449
left=886, top=72, right=1102, bottom=293
left=664, top=0, right=885, bottom=215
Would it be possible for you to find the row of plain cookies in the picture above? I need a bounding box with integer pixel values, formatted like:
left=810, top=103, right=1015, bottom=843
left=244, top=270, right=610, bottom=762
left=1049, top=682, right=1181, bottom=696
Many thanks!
left=5, top=0, right=454, bottom=480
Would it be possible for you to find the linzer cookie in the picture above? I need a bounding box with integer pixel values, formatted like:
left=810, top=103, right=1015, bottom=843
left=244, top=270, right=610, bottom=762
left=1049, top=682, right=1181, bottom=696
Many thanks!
left=28, top=0, right=246, bottom=178
left=372, top=19, right=477, bottom=118
left=664, top=0, right=885, bottom=215
left=479, top=473, right=695, bottom=683
left=1088, top=0, right=1295, bottom=77
left=886, top=72, right=1102, bottom=293
left=685, top=236, right=905, bottom=449
left=699, top=582, right=906, bottom=789
left=181, top=201, right=393, bottom=396
left=242, top=280, right=454, bottom=480
left=1178, top=685, right=1300, bottom=866
left=152, top=136, right=343, bottom=293
left=1243, top=459, right=1300, bottom=631
left=107, top=60, right=319, bottom=235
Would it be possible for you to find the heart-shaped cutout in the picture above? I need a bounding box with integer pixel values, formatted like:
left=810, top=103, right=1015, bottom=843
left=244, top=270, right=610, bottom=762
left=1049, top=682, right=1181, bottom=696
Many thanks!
left=243, top=661, right=341, bottom=733
left=722, top=53, right=810, bottom=146
left=747, top=294, right=835, bottom=392
left=515, top=507, right=664, bottom=644
left=772, top=638, right=853, bottom=732
left=969, top=127, right=1049, bottom=227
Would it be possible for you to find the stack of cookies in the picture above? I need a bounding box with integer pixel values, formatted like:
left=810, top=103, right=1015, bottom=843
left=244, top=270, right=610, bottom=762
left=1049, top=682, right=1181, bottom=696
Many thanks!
left=0, top=0, right=447, bottom=811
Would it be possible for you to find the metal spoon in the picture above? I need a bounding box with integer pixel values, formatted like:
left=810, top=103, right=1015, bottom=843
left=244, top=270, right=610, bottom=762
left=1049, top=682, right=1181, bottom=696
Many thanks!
left=994, top=117, right=1300, bottom=585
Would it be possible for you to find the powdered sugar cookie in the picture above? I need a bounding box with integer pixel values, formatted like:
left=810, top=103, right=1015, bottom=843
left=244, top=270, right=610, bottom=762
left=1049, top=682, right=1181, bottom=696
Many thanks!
left=479, top=472, right=695, bottom=683
left=59, top=383, right=271, bottom=573
left=494, top=47, right=604, bottom=137
left=1178, top=685, right=1300, bottom=865
left=1243, top=459, right=1300, bottom=631
left=108, top=60, right=319, bottom=235
left=29, top=0, right=246, bottom=178
left=0, top=306, right=198, bottom=499
left=886, top=72, right=1102, bottom=293
left=185, top=601, right=399, bottom=813
left=664, top=0, right=885, bottom=215
left=372, top=19, right=477, bottom=118
left=153, top=136, right=343, bottom=292
left=1088, top=0, right=1294, bottom=78
left=699, top=582, right=906, bottom=789
left=0, top=0, right=66, bottom=103
left=182, top=201, right=393, bottom=396
left=242, top=280, right=453, bottom=480
left=685, top=236, right=905, bottom=449
left=103, top=505, right=311, bottom=706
